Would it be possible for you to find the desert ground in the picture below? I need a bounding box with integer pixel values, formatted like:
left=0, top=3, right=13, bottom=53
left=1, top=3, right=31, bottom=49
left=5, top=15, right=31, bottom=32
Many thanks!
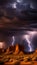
left=0, top=44, right=37, bottom=65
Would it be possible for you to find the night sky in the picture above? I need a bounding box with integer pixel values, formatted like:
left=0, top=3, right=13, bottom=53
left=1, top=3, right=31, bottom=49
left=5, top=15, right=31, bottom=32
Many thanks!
left=0, top=30, right=37, bottom=53
left=0, top=0, right=37, bottom=28
left=0, top=0, right=37, bottom=52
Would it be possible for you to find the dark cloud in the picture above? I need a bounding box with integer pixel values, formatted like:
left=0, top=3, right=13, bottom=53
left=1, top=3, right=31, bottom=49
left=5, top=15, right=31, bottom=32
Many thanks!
left=0, top=0, right=37, bottom=28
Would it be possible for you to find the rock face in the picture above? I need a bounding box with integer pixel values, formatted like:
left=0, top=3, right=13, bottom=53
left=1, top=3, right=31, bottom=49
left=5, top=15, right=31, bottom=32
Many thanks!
left=0, top=43, right=24, bottom=54
left=0, top=48, right=6, bottom=54
left=0, top=43, right=36, bottom=55
left=5, top=43, right=24, bottom=55
left=5, top=45, right=15, bottom=54
left=0, top=49, right=3, bottom=54
left=0, top=44, right=37, bottom=65
left=13, top=44, right=20, bottom=54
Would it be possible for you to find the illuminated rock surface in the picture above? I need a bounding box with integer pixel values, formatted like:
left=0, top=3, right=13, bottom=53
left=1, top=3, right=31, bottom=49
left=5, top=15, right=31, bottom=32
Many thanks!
left=0, top=44, right=37, bottom=65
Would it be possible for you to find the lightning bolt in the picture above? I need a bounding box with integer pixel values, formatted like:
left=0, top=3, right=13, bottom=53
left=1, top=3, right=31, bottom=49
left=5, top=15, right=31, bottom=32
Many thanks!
left=25, top=35, right=32, bottom=52
left=12, top=36, right=15, bottom=46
